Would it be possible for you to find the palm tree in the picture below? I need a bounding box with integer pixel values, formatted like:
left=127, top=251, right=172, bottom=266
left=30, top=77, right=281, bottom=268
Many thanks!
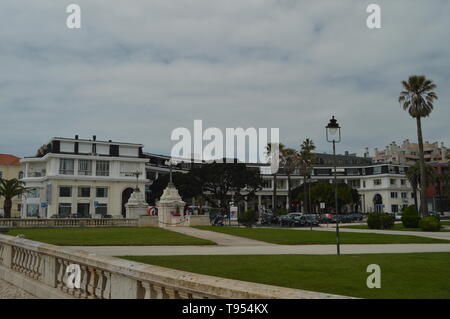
left=266, top=143, right=286, bottom=212
left=0, top=178, right=26, bottom=218
left=299, top=139, right=316, bottom=213
left=399, top=75, right=438, bottom=217
left=282, top=148, right=300, bottom=212
left=405, top=162, right=436, bottom=212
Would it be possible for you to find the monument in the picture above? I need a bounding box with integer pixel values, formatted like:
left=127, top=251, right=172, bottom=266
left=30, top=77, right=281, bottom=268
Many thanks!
left=156, top=159, right=188, bottom=227
left=125, top=170, right=149, bottom=219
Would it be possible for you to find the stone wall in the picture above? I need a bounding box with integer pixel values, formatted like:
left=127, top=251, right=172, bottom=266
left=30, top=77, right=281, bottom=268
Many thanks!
left=0, top=234, right=353, bottom=299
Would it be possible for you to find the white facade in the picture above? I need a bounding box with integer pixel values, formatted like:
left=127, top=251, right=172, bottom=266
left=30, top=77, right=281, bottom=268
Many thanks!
left=20, top=137, right=149, bottom=218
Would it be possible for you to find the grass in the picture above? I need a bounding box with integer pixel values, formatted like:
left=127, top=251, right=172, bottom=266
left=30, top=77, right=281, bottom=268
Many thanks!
left=343, top=224, right=450, bottom=232
left=6, top=227, right=215, bottom=246
left=195, top=226, right=450, bottom=244
left=122, top=253, right=450, bottom=299
left=442, top=221, right=450, bottom=226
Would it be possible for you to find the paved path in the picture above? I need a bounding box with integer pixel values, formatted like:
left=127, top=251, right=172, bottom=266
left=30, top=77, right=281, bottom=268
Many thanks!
left=66, top=243, right=450, bottom=256
left=0, top=279, right=36, bottom=299
left=296, top=226, right=450, bottom=241
left=167, top=226, right=274, bottom=246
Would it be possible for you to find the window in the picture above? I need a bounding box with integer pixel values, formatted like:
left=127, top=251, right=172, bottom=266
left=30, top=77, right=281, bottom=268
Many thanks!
left=95, top=204, right=108, bottom=216
left=401, top=179, right=406, bottom=186
left=18, top=171, right=24, bottom=179
left=27, top=188, right=40, bottom=198
left=374, top=179, right=382, bottom=186
left=390, top=179, right=396, bottom=185
left=0, top=171, right=2, bottom=178
left=391, top=205, right=399, bottom=213
left=96, top=161, right=110, bottom=176
left=59, top=186, right=72, bottom=197
left=373, top=166, right=382, bottom=174
left=391, top=192, right=398, bottom=198
left=346, top=168, right=360, bottom=176
left=401, top=192, right=407, bottom=199
left=78, top=187, right=91, bottom=198
left=262, top=180, right=272, bottom=189
left=362, top=181, right=366, bottom=188
left=96, top=187, right=108, bottom=198
left=78, top=160, right=92, bottom=176
left=60, top=159, right=74, bottom=175
left=26, top=204, right=39, bottom=217
left=58, top=203, right=71, bottom=217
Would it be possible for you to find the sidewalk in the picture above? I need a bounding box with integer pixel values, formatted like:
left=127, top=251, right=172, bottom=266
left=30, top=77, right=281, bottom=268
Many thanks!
left=0, top=279, right=36, bottom=299
left=166, top=226, right=274, bottom=246
left=66, top=243, right=450, bottom=256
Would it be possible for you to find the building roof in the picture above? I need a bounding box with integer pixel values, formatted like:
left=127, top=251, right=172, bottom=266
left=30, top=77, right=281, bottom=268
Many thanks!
left=0, top=154, right=21, bottom=166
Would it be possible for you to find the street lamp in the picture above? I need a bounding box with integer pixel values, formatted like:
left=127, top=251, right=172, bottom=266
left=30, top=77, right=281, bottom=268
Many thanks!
left=326, top=116, right=342, bottom=256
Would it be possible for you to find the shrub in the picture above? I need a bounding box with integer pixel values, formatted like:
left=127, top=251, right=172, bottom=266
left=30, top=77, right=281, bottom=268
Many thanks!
left=367, top=212, right=394, bottom=229
left=419, top=217, right=441, bottom=232
left=401, top=206, right=421, bottom=228
left=276, top=208, right=288, bottom=215
left=238, top=209, right=259, bottom=228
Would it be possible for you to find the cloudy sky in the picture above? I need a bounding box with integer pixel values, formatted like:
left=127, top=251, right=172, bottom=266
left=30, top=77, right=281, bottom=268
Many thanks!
left=1, top=0, right=449, bottom=159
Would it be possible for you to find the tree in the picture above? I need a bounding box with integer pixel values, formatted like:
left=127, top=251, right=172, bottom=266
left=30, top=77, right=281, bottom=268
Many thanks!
left=190, top=160, right=263, bottom=214
left=305, top=182, right=358, bottom=214
left=147, top=172, right=202, bottom=205
left=399, top=75, right=438, bottom=217
left=298, top=139, right=316, bottom=213
left=266, top=143, right=287, bottom=211
left=405, top=162, right=436, bottom=212
left=281, top=147, right=299, bottom=212
left=0, top=178, right=26, bottom=218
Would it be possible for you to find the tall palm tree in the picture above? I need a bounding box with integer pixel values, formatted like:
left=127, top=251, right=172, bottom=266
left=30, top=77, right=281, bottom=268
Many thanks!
left=0, top=178, right=26, bottom=218
left=405, top=162, right=436, bottom=212
left=399, top=75, right=438, bottom=217
left=266, top=143, right=286, bottom=212
left=299, top=139, right=316, bottom=213
left=283, top=148, right=300, bottom=212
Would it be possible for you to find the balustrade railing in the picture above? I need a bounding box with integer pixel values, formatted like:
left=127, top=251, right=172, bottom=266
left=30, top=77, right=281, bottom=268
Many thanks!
left=0, top=218, right=138, bottom=228
left=0, top=234, right=351, bottom=299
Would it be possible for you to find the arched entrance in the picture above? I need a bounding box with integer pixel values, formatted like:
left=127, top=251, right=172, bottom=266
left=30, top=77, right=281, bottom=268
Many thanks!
left=122, top=188, right=134, bottom=218
left=373, top=194, right=383, bottom=213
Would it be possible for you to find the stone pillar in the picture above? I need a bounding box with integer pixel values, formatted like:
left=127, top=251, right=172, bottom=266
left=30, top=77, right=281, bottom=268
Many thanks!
left=157, top=183, right=186, bottom=227
left=125, top=189, right=149, bottom=219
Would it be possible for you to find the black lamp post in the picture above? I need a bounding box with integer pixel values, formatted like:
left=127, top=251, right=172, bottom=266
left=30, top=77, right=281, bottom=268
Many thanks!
left=326, top=116, right=342, bottom=256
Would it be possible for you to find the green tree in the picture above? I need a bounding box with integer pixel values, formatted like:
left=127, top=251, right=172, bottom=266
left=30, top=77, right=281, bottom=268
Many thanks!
left=399, top=75, right=438, bottom=217
left=0, top=178, right=26, bottom=218
left=266, top=143, right=287, bottom=211
left=405, top=162, right=436, bottom=212
left=299, top=139, right=316, bottom=213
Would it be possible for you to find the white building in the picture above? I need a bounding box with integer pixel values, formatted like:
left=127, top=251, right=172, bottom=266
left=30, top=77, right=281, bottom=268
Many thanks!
left=20, top=136, right=149, bottom=218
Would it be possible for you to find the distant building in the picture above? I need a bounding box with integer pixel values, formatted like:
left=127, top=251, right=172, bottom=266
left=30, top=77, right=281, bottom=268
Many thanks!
left=0, top=154, right=24, bottom=217
left=20, top=136, right=148, bottom=218
left=372, top=140, right=449, bottom=166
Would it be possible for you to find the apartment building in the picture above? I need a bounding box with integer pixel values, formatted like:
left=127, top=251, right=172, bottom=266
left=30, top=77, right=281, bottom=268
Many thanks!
left=20, top=136, right=148, bottom=218
left=0, top=154, right=24, bottom=217
left=372, top=140, right=449, bottom=166
left=143, top=152, right=416, bottom=215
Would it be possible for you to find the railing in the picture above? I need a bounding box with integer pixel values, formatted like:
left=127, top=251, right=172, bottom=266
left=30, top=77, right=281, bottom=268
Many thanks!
left=0, top=234, right=352, bottom=299
left=0, top=218, right=138, bottom=228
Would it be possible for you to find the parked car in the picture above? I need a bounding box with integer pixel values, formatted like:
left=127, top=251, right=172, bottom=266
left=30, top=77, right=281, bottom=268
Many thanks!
left=302, top=214, right=320, bottom=226
left=260, top=212, right=279, bottom=225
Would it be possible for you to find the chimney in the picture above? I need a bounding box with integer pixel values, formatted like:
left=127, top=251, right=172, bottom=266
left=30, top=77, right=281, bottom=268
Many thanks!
left=93, top=135, right=96, bottom=141
left=75, top=135, right=79, bottom=140
left=345, top=151, right=349, bottom=156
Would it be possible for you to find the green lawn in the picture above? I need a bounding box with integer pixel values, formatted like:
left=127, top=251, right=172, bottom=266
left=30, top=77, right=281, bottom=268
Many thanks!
left=122, top=253, right=450, bottom=299
left=343, top=224, right=450, bottom=232
left=442, top=221, right=450, bottom=226
left=6, top=227, right=215, bottom=246
left=195, top=226, right=450, bottom=244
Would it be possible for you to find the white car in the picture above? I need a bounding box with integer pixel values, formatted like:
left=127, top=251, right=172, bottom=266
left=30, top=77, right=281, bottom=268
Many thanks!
left=394, top=213, right=402, bottom=221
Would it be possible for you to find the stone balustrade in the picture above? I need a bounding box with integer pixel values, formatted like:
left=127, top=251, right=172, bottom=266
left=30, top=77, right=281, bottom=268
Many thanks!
left=0, top=218, right=138, bottom=229
left=0, top=234, right=352, bottom=299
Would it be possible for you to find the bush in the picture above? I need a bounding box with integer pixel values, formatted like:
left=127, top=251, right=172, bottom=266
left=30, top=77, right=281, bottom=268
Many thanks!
left=238, top=209, right=259, bottom=228
left=276, top=208, right=288, bottom=215
left=367, top=212, right=395, bottom=229
left=419, top=217, right=441, bottom=232
left=401, top=206, right=421, bottom=228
